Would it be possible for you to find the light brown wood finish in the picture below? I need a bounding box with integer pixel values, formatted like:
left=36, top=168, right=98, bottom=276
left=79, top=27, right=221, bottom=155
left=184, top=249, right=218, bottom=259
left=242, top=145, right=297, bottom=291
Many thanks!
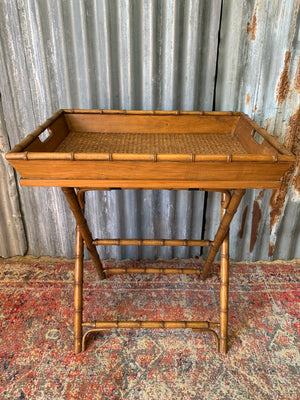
left=63, top=109, right=240, bottom=115
left=73, top=188, right=234, bottom=353
left=93, top=238, right=211, bottom=247
left=240, top=112, right=292, bottom=156
left=62, top=187, right=105, bottom=280
left=82, top=320, right=220, bottom=329
left=219, top=193, right=230, bottom=354
left=201, top=189, right=245, bottom=280
left=103, top=267, right=201, bottom=276
left=81, top=320, right=221, bottom=352
left=74, top=225, right=84, bottom=354
left=9, top=160, right=292, bottom=188
left=20, top=178, right=282, bottom=189
left=6, top=109, right=295, bottom=356
left=64, top=113, right=239, bottom=134
left=8, top=109, right=65, bottom=153
left=233, top=116, right=277, bottom=155
left=6, top=110, right=295, bottom=191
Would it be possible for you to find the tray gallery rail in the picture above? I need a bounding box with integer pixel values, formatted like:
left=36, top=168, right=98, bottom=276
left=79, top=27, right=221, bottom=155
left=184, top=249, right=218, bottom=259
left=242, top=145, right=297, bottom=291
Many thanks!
left=6, top=109, right=295, bottom=354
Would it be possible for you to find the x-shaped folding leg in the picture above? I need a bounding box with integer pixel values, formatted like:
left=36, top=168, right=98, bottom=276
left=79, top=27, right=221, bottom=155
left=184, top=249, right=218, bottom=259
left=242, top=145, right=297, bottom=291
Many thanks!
left=62, top=187, right=245, bottom=354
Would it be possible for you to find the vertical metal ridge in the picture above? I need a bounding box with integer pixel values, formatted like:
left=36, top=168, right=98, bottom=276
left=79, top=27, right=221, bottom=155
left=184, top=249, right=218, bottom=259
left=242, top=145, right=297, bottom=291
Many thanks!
left=117, top=0, right=133, bottom=109
left=55, top=0, right=72, bottom=108
left=94, top=0, right=113, bottom=109
left=141, top=0, right=156, bottom=110
left=74, top=0, right=91, bottom=107
left=180, top=0, right=201, bottom=110
left=25, top=0, right=51, bottom=119
left=161, top=0, right=180, bottom=110
left=61, top=1, right=81, bottom=107
left=0, top=96, right=27, bottom=257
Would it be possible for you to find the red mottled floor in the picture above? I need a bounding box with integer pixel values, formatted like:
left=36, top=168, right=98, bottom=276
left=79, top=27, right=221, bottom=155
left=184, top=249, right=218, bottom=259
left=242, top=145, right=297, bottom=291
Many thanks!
left=0, top=258, right=299, bottom=400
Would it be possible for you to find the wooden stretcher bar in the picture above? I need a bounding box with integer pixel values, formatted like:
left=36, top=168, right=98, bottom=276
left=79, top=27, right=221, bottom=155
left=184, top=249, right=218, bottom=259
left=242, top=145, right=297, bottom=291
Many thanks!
left=63, top=187, right=245, bottom=355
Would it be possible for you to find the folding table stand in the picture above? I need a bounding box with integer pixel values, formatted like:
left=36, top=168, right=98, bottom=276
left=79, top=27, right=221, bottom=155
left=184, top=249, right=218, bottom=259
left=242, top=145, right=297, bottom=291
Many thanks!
left=6, top=109, right=294, bottom=355
left=62, top=186, right=245, bottom=355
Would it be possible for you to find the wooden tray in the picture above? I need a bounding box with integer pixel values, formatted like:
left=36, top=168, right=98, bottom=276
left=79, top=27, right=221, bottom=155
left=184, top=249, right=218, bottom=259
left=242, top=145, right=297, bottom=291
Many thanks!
left=6, top=109, right=295, bottom=189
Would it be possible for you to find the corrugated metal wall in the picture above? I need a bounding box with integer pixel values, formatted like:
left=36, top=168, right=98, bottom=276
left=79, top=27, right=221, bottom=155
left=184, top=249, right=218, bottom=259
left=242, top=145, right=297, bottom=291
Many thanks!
left=0, top=0, right=299, bottom=261
left=213, top=0, right=300, bottom=261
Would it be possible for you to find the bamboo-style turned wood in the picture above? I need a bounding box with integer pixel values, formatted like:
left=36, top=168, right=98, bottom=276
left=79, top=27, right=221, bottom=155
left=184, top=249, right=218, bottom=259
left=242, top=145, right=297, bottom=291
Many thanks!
left=74, top=225, right=84, bottom=354
left=93, top=239, right=211, bottom=246
left=7, top=152, right=292, bottom=162
left=81, top=320, right=221, bottom=353
left=82, top=320, right=220, bottom=329
left=63, top=109, right=239, bottom=115
left=201, top=189, right=245, bottom=280
left=8, top=152, right=292, bottom=163
left=67, top=186, right=229, bottom=352
left=219, top=193, right=230, bottom=354
left=81, top=326, right=220, bottom=353
left=66, top=188, right=237, bottom=353
left=6, top=110, right=295, bottom=192
left=104, top=267, right=201, bottom=276
left=76, top=188, right=86, bottom=210
left=62, top=187, right=105, bottom=280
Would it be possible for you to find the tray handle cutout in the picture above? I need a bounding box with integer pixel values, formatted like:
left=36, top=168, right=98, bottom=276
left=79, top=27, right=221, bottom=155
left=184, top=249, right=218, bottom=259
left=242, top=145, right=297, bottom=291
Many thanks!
left=39, top=128, right=53, bottom=143
left=251, top=129, right=264, bottom=145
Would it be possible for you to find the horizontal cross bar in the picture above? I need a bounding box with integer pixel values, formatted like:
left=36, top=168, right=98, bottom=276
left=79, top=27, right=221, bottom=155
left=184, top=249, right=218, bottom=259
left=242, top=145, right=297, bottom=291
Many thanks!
left=82, top=320, right=220, bottom=329
left=104, top=267, right=201, bottom=275
left=92, top=239, right=211, bottom=247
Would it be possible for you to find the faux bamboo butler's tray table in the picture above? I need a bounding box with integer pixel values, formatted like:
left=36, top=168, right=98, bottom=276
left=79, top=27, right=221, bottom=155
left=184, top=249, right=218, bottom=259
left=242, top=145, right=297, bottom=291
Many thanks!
left=6, top=109, right=295, bottom=354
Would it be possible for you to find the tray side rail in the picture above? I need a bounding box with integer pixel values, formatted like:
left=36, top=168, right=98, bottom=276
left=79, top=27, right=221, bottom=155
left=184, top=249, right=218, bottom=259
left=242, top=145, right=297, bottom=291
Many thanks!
left=6, top=109, right=69, bottom=158
left=235, top=113, right=294, bottom=158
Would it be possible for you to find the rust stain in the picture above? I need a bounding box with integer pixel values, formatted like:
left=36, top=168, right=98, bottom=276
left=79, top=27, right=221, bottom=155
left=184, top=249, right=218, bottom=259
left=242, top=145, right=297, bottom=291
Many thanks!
left=294, top=56, right=300, bottom=91
left=247, top=7, right=258, bottom=40
left=292, top=170, right=300, bottom=195
left=268, top=242, right=275, bottom=257
left=256, top=189, right=265, bottom=201
left=238, top=205, right=248, bottom=239
left=265, top=122, right=270, bottom=131
left=270, top=105, right=300, bottom=230
left=276, top=51, right=291, bottom=105
left=246, top=92, right=251, bottom=106
left=290, top=107, right=300, bottom=194
left=250, top=200, right=262, bottom=252
left=252, top=104, right=257, bottom=113
left=270, top=171, right=292, bottom=231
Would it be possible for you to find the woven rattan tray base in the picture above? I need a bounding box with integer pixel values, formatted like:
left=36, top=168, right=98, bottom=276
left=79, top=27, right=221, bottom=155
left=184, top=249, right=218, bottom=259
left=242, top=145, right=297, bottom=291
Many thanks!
left=56, top=132, right=248, bottom=155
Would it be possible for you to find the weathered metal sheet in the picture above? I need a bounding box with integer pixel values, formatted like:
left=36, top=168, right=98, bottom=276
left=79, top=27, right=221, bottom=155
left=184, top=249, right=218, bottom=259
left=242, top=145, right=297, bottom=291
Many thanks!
left=0, top=97, right=27, bottom=257
left=0, top=0, right=298, bottom=261
left=213, top=0, right=300, bottom=261
left=0, top=0, right=220, bottom=259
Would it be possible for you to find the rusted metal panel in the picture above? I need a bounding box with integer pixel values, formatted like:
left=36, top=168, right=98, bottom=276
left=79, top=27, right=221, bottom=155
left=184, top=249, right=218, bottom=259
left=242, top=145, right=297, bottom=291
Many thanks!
left=0, top=0, right=220, bottom=258
left=214, top=0, right=300, bottom=261
left=0, top=0, right=298, bottom=261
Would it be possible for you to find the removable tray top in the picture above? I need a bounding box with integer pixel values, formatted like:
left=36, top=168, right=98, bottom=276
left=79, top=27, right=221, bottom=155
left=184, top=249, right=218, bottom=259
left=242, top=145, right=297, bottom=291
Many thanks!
left=6, top=109, right=295, bottom=189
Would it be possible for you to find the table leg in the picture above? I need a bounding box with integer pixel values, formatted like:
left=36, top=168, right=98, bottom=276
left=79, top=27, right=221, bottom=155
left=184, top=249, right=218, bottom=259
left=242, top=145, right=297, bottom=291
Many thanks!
left=74, top=225, right=83, bottom=354
left=220, top=193, right=229, bottom=354
left=62, top=187, right=105, bottom=280
left=201, top=189, right=245, bottom=280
